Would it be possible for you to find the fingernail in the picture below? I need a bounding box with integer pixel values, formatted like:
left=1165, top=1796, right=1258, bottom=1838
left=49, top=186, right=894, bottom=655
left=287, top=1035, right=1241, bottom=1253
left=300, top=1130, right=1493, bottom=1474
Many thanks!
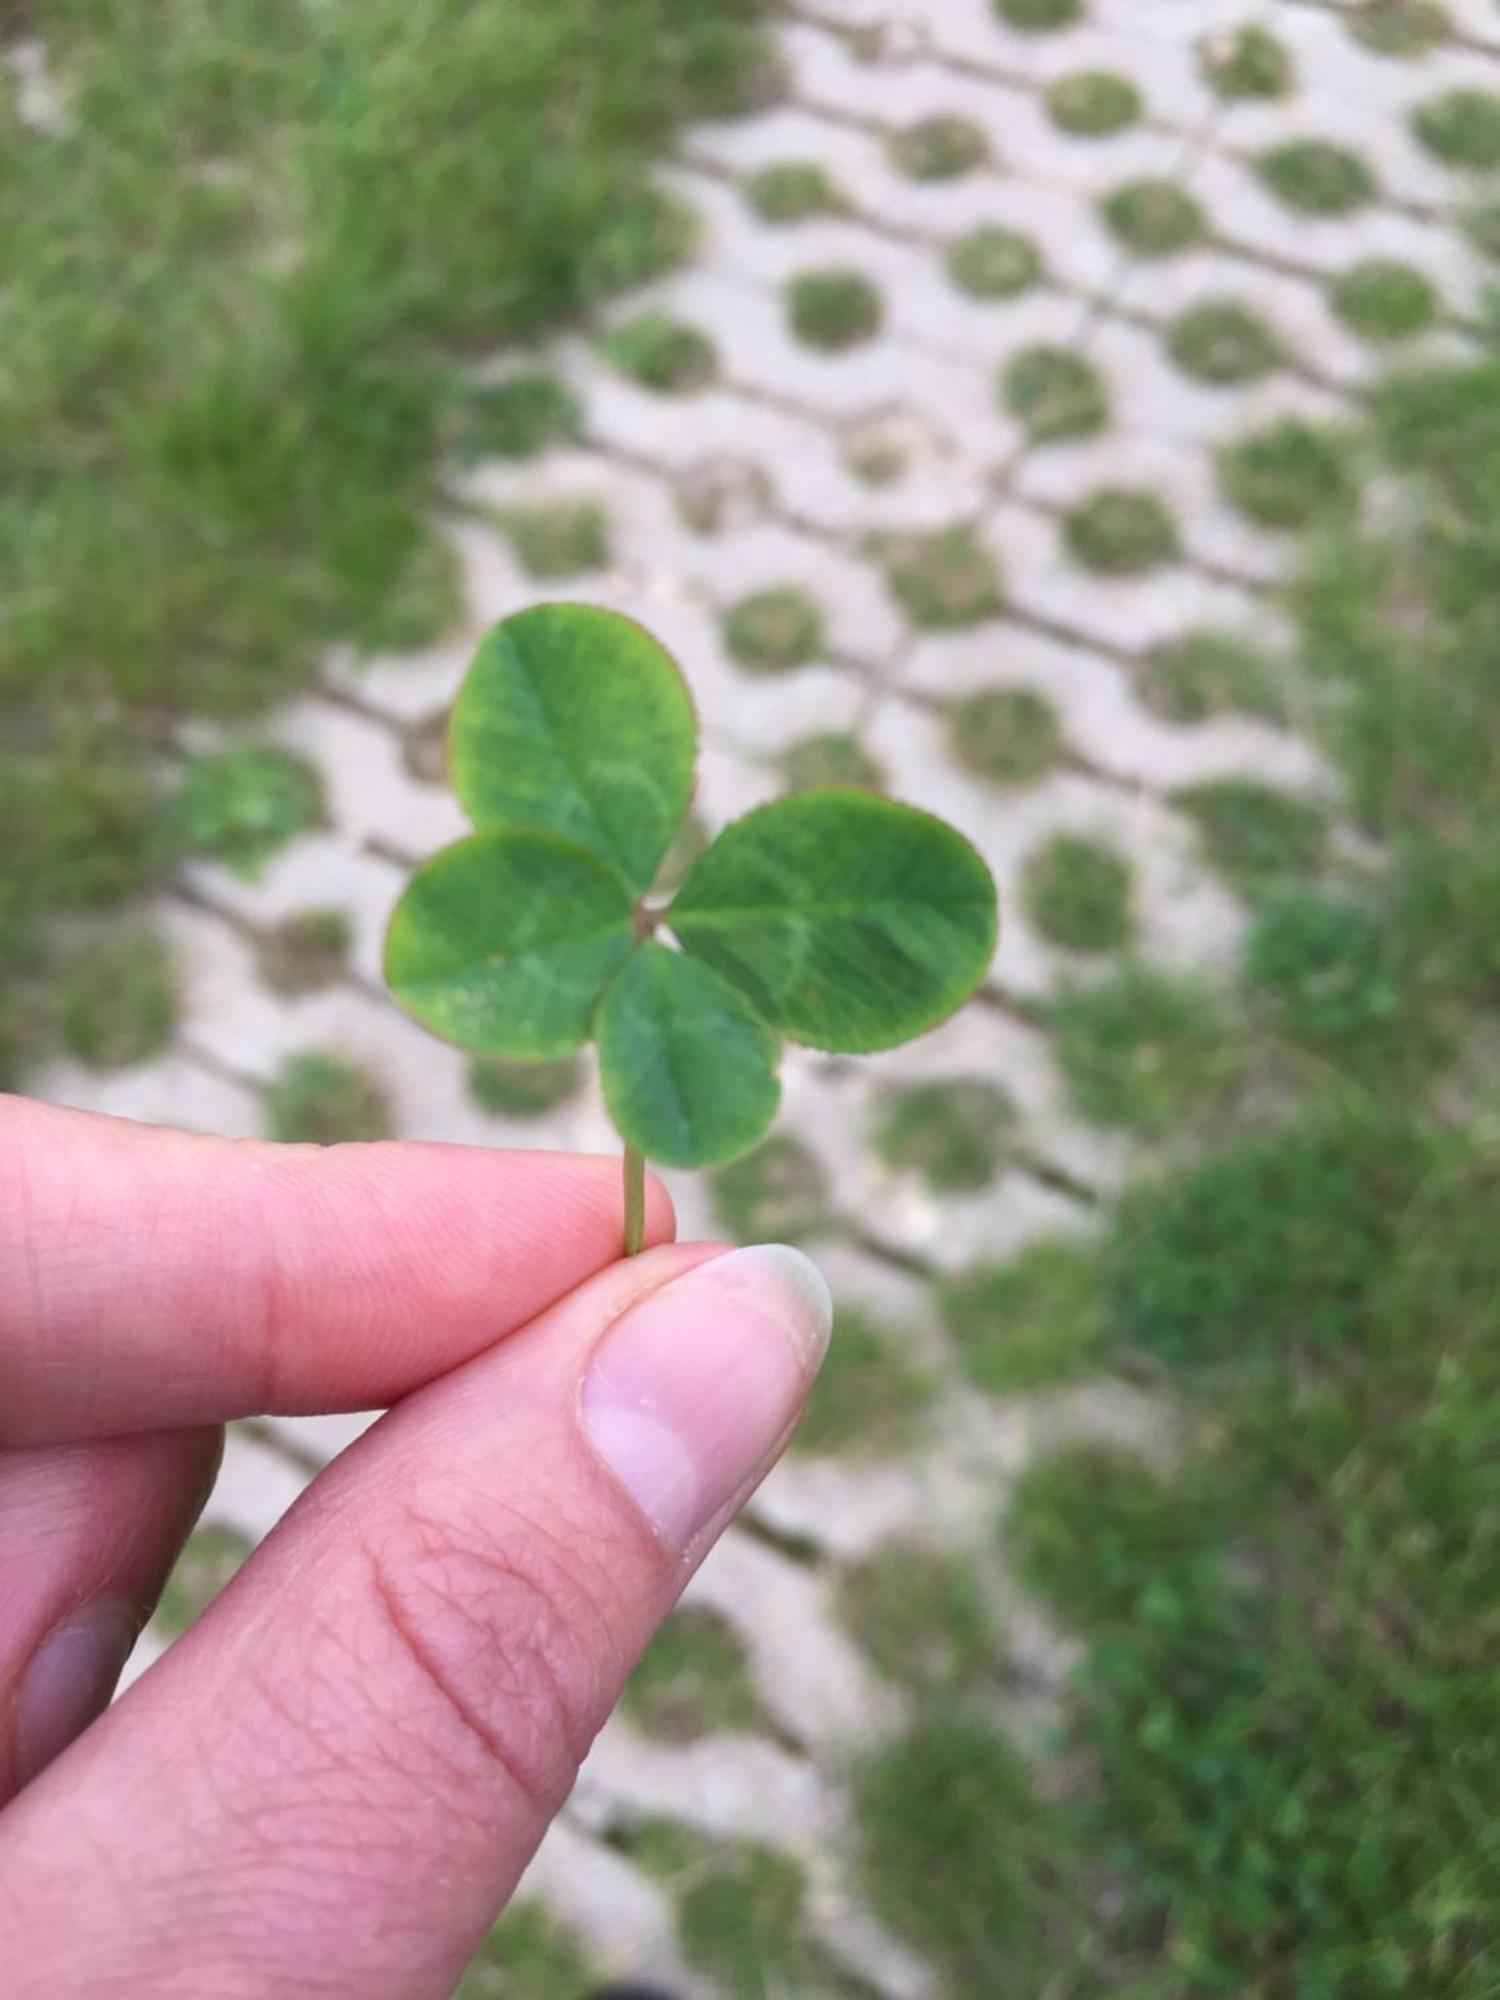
left=582, top=1245, right=832, bottom=1550
left=15, top=1600, right=138, bottom=1788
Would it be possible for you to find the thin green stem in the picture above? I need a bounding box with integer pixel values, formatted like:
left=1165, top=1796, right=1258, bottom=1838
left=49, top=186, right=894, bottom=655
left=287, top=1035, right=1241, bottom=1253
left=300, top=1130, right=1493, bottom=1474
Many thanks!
left=623, top=1143, right=646, bottom=1258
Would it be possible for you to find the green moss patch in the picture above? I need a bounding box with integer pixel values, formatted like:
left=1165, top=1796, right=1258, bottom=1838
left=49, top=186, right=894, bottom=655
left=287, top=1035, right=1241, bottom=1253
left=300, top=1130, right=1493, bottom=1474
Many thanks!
left=1053, top=964, right=1248, bottom=1135
left=948, top=687, right=1064, bottom=787
left=1168, top=300, right=1284, bottom=385
left=723, top=585, right=825, bottom=671
left=1064, top=488, right=1180, bottom=574
left=266, top=1052, right=391, bottom=1144
left=1099, top=179, right=1205, bottom=257
left=880, top=525, right=1004, bottom=628
left=940, top=1234, right=1106, bottom=1393
left=1001, top=345, right=1108, bottom=442
left=947, top=225, right=1043, bottom=298
left=788, top=267, right=884, bottom=351
left=1022, top=832, right=1134, bottom=953
left=1046, top=70, right=1141, bottom=137
left=623, top=1605, right=765, bottom=1743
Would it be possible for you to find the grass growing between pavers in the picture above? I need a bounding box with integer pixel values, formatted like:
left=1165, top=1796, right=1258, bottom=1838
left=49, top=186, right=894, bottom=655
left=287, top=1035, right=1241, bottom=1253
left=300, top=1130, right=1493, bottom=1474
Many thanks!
left=0, top=0, right=775, bottom=1086
left=856, top=349, right=1500, bottom=1993
left=623, top=1605, right=766, bottom=1744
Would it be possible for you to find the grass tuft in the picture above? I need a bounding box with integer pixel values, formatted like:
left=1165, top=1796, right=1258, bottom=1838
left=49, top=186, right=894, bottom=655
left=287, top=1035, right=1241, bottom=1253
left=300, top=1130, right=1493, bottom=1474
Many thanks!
left=602, top=311, right=717, bottom=392
left=1220, top=417, right=1357, bottom=530
left=787, top=268, right=883, bottom=351
left=1064, top=488, right=1180, bottom=575
left=1141, top=629, right=1284, bottom=724
left=59, top=930, right=177, bottom=1069
left=837, top=1540, right=999, bottom=1691
left=711, top=1134, right=834, bottom=1243
left=781, top=731, right=885, bottom=793
left=467, top=1054, right=582, bottom=1118
left=1054, top=963, right=1248, bottom=1135
left=948, top=687, right=1063, bottom=787
left=1046, top=70, right=1141, bottom=137
left=176, top=746, right=322, bottom=879
left=796, top=1304, right=936, bottom=1458
left=1099, top=179, right=1204, bottom=256
left=1352, top=0, right=1451, bottom=56
left=880, top=526, right=1003, bottom=628
left=940, top=1235, right=1106, bottom=1393
left=1331, top=259, right=1441, bottom=343
left=1176, top=777, right=1328, bottom=896
left=623, top=1605, right=765, bottom=1743
left=1022, top=832, right=1134, bottom=953
left=1257, top=140, right=1378, bottom=215
left=723, top=586, right=825, bottom=671
left=266, top=1052, right=391, bottom=1144
left=889, top=116, right=988, bottom=181
left=503, top=499, right=609, bottom=578
left=1001, top=345, right=1108, bottom=442
left=1200, top=23, right=1293, bottom=98
left=871, top=1077, right=1017, bottom=1192
left=947, top=225, right=1042, bottom=298
left=1412, top=87, right=1500, bottom=168
left=745, top=160, right=842, bottom=222
left=1168, top=300, right=1285, bottom=384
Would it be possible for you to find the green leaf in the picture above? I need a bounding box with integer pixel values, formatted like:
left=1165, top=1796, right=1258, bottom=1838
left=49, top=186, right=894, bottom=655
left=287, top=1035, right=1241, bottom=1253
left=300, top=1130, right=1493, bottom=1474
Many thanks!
left=449, top=603, right=696, bottom=896
left=385, top=829, right=634, bottom=1058
left=598, top=942, right=781, bottom=1166
left=670, top=792, right=998, bottom=1052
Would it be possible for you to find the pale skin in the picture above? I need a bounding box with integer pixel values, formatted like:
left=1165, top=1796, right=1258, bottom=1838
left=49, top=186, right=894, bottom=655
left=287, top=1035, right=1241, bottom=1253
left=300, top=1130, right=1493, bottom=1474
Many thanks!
left=0, top=1093, right=829, bottom=1996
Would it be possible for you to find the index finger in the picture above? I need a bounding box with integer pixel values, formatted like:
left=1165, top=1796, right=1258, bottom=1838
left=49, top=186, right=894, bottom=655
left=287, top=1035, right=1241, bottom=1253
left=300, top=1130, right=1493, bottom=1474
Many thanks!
left=0, top=1094, right=674, bottom=1447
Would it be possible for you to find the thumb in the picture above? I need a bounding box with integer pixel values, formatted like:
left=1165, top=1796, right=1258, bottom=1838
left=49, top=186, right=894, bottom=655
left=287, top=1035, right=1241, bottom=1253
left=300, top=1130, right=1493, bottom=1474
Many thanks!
left=0, top=1241, right=831, bottom=1999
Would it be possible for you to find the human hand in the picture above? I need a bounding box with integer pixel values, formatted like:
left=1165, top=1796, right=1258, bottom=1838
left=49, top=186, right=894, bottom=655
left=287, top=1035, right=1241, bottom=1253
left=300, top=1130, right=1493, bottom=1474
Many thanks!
left=0, top=1094, right=830, bottom=1995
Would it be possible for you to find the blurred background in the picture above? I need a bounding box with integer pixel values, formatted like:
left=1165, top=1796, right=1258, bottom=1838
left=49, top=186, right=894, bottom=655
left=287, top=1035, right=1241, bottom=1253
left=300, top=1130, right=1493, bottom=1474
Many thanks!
left=6, top=1, right=1500, bottom=1992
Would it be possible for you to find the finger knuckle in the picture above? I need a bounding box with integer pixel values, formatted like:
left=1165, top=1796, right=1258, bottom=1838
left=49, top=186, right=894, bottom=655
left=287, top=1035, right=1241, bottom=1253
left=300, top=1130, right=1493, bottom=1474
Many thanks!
left=359, top=1483, right=631, bottom=1813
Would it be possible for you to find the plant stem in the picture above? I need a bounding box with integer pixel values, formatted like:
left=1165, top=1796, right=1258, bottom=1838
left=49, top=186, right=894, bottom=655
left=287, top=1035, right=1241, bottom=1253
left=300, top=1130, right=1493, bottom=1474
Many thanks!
left=623, top=1143, right=646, bottom=1258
